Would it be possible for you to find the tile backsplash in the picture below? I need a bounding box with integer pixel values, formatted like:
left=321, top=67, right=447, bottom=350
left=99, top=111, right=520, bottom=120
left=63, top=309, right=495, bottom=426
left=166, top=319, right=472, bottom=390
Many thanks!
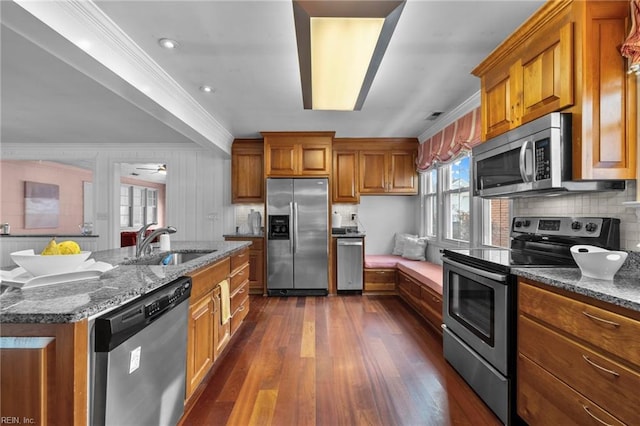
left=332, top=204, right=360, bottom=228
left=234, top=204, right=264, bottom=231
left=514, top=181, right=639, bottom=250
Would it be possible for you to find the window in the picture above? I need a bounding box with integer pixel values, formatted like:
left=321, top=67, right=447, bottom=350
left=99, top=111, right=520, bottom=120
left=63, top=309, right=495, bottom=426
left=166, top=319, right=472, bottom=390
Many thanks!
left=422, top=169, right=438, bottom=237
left=483, top=199, right=510, bottom=248
left=120, top=185, right=158, bottom=228
left=443, top=155, right=470, bottom=242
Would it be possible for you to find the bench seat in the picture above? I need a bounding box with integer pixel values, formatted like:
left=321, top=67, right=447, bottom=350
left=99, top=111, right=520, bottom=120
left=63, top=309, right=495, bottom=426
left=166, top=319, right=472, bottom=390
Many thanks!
left=364, top=254, right=443, bottom=334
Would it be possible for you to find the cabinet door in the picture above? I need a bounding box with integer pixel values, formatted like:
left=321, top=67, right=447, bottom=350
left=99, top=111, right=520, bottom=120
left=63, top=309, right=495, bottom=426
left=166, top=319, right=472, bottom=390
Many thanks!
left=482, top=63, right=515, bottom=140
left=359, top=151, right=388, bottom=193
left=248, top=248, right=264, bottom=294
left=332, top=150, right=359, bottom=202
left=300, top=143, right=331, bottom=175
left=265, top=142, right=298, bottom=176
left=575, top=1, right=636, bottom=180
left=519, top=22, right=574, bottom=125
left=186, top=293, right=214, bottom=399
left=388, top=151, right=418, bottom=194
left=232, top=143, right=264, bottom=203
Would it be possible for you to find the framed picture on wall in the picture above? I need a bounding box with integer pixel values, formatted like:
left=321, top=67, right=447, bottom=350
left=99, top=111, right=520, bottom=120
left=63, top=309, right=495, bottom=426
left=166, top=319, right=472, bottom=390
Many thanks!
left=24, top=181, right=59, bottom=228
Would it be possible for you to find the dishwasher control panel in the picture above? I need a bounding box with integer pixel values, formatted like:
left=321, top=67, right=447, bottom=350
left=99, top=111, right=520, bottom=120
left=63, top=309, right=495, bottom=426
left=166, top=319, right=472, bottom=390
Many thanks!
left=94, top=276, right=192, bottom=352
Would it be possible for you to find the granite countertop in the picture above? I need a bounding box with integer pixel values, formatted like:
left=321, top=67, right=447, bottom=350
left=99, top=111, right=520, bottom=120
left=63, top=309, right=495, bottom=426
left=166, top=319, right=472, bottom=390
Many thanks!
left=223, top=233, right=264, bottom=238
left=332, top=232, right=366, bottom=238
left=513, top=255, right=640, bottom=312
left=0, top=240, right=251, bottom=324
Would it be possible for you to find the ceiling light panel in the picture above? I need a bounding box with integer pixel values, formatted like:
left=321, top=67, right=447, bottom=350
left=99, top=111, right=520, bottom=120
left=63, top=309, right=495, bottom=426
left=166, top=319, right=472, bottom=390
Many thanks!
left=311, top=17, right=384, bottom=110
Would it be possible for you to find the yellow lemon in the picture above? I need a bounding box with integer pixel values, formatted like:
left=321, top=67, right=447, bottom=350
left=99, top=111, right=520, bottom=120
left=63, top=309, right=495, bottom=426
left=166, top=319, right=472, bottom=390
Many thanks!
left=58, top=240, right=81, bottom=255
left=41, top=238, right=60, bottom=255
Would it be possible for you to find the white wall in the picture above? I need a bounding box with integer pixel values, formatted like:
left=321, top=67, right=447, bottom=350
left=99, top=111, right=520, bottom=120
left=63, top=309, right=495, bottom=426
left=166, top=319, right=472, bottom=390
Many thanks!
left=357, top=195, right=419, bottom=254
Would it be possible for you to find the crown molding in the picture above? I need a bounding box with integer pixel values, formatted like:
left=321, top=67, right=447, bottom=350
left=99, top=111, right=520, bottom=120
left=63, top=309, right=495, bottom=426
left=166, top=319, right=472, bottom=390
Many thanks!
left=13, top=0, right=233, bottom=154
left=418, top=91, right=481, bottom=143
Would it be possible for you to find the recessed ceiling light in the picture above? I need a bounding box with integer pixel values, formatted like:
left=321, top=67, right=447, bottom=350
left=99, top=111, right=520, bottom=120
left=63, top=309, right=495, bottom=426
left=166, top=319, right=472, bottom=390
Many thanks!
left=200, top=85, right=215, bottom=93
left=158, top=38, right=179, bottom=49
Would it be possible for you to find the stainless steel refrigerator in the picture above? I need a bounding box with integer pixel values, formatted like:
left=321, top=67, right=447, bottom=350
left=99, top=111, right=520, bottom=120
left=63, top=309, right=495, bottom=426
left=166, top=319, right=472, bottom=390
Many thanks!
left=266, top=178, right=328, bottom=296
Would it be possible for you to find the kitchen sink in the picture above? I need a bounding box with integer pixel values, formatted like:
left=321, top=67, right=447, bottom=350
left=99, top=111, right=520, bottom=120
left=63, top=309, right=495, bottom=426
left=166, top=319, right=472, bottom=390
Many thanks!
left=122, top=250, right=216, bottom=266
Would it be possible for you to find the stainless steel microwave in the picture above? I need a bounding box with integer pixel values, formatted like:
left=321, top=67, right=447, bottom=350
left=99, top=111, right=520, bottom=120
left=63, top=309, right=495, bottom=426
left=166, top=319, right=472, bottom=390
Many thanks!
left=472, top=112, right=625, bottom=198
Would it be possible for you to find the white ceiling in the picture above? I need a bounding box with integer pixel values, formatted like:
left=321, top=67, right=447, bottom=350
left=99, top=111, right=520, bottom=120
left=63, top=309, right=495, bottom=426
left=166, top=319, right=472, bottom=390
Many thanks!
left=1, top=0, right=545, bottom=155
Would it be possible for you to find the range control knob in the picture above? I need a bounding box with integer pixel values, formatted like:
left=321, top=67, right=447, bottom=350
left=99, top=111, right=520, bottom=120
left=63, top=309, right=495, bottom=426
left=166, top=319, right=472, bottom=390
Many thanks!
left=585, top=223, right=598, bottom=233
left=522, top=220, right=531, bottom=227
left=514, top=221, right=522, bottom=228
left=571, top=221, right=582, bottom=230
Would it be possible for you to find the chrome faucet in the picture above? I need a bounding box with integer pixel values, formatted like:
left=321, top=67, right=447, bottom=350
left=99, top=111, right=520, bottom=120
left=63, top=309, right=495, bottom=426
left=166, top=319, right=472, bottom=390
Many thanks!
left=135, top=223, right=177, bottom=258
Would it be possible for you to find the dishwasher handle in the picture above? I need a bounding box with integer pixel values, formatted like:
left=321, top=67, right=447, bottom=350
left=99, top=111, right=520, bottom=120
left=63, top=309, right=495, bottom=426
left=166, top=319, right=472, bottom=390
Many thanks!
left=337, top=240, right=363, bottom=246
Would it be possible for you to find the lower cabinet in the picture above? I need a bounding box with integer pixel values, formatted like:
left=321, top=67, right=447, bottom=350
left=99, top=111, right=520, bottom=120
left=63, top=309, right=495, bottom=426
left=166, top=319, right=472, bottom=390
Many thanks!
left=185, top=249, right=252, bottom=403
left=364, top=269, right=396, bottom=293
left=397, top=271, right=442, bottom=334
left=518, top=278, right=640, bottom=425
left=224, top=236, right=264, bottom=295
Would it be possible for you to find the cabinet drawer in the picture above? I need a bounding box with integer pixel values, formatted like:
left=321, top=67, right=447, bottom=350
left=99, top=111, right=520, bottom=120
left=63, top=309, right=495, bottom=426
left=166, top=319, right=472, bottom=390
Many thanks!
left=230, top=281, right=249, bottom=314
left=518, top=353, right=625, bottom=426
left=364, top=269, right=396, bottom=284
left=188, top=258, right=230, bottom=302
left=519, top=315, right=640, bottom=425
left=230, top=263, right=249, bottom=294
left=420, top=285, right=442, bottom=317
left=230, top=297, right=249, bottom=335
left=230, top=249, right=250, bottom=271
left=519, top=282, right=640, bottom=367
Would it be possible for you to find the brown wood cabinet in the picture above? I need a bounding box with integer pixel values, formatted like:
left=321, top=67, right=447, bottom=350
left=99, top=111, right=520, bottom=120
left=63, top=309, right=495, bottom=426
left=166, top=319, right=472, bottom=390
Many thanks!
left=333, top=138, right=418, bottom=196
left=359, top=150, right=418, bottom=194
left=364, top=269, right=396, bottom=293
left=185, top=257, right=230, bottom=400
left=517, top=278, right=640, bottom=425
left=0, top=321, right=88, bottom=425
left=332, top=150, right=359, bottom=203
left=262, top=131, right=334, bottom=177
left=228, top=249, right=251, bottom=335
left=231, top=139, right=264, bottom=203
left=224, top=236, right=264, bottom=295
left=473, top=0, right=636, bottom=180
left=397, top=271, right=442, bottom=335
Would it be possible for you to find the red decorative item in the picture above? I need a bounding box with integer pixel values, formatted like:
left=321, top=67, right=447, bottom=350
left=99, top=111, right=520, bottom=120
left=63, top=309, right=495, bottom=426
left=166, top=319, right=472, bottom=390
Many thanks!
left=621, top=0, right=640, bottom=74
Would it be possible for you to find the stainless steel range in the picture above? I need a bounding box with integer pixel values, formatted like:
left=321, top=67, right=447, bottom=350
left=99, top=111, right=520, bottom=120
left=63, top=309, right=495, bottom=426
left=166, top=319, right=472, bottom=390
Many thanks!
left=442, top=216, right=620, bottom=425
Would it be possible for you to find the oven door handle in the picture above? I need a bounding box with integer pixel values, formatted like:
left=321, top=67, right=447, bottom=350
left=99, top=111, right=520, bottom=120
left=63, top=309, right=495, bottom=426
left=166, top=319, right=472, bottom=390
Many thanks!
left=444, top=258, right=508, bottom=282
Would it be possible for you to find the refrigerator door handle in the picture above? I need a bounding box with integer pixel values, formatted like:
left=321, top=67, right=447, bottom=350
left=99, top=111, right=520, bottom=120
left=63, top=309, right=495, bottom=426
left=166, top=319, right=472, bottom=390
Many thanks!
left=293, top=202, right=299, bottom=254
left=289, top=202, right=294, bottom=254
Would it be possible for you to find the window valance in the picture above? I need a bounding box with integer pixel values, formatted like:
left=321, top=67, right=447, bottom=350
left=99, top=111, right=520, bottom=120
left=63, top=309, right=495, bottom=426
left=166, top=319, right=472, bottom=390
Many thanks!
left=416, top=107, right=481, bottom=172
left=621, top=0, right=640, bottom=74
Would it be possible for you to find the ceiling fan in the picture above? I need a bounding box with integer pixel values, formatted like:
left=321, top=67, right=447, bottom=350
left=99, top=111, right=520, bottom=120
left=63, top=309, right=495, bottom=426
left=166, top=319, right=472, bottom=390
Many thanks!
left=136, top=164, right=167, bottom=174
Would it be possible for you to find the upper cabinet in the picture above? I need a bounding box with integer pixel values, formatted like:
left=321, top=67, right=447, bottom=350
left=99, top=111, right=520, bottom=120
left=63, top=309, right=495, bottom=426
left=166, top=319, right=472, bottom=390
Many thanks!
left=262, top=132, right=334, bottom=177
left=231, top=139, right=264, bottom=204
left=332, top=149, right=360, bottom=203
left=473, top=0, right=636, bottom=180
left=334, top=138, right=418, bottom=198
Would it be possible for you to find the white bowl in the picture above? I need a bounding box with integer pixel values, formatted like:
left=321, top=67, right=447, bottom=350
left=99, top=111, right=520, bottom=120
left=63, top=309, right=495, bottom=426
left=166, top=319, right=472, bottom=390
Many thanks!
left=10, top=249, right=92, bottom=277
left=570, top=245, right=628, bottom=281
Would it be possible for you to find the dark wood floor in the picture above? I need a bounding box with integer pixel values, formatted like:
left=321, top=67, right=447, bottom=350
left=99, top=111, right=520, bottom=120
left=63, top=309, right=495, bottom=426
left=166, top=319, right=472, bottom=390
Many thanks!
left=182, top=295, right=501, bottom=426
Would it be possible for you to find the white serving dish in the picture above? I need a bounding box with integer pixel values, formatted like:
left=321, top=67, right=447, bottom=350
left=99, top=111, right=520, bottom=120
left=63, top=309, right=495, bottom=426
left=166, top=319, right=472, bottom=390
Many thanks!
left=0, top=259, right=115, bottom=289
left=570, top=245, right=628, bottom=281
left=10, top=249, right=92, bottom=277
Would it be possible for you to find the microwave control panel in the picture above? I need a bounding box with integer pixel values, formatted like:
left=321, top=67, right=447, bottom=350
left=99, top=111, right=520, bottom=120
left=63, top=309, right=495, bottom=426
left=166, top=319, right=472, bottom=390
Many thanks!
left=534, top=138, right=551, bottom=181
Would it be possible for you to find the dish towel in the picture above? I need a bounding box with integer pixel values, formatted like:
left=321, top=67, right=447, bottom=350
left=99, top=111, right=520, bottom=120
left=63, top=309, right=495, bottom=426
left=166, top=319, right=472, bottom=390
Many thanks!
left=219, top=279, right=231, bottom=325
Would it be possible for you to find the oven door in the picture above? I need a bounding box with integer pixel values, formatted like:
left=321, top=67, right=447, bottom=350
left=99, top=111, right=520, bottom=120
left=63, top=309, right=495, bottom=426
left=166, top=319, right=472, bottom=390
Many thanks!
left=442, top=257, right=510, bottom=375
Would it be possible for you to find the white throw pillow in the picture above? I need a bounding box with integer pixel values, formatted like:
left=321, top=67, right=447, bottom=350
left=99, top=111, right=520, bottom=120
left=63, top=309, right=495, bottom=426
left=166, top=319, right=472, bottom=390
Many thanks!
left=402, top=236, right=427, bottom=261
left=392, top=233, right=417, bottom=255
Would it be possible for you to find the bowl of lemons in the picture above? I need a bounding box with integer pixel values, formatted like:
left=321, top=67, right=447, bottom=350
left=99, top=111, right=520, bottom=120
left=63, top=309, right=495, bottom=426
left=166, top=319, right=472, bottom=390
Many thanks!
left=10, top=239, right=91, bottom=277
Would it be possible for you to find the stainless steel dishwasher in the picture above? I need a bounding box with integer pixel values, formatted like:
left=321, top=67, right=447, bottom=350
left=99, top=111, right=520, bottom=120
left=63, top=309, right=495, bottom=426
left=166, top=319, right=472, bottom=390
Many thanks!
left=337, top=238, right=363, bottom=292
left=92, top=276, right=191, bottom=426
